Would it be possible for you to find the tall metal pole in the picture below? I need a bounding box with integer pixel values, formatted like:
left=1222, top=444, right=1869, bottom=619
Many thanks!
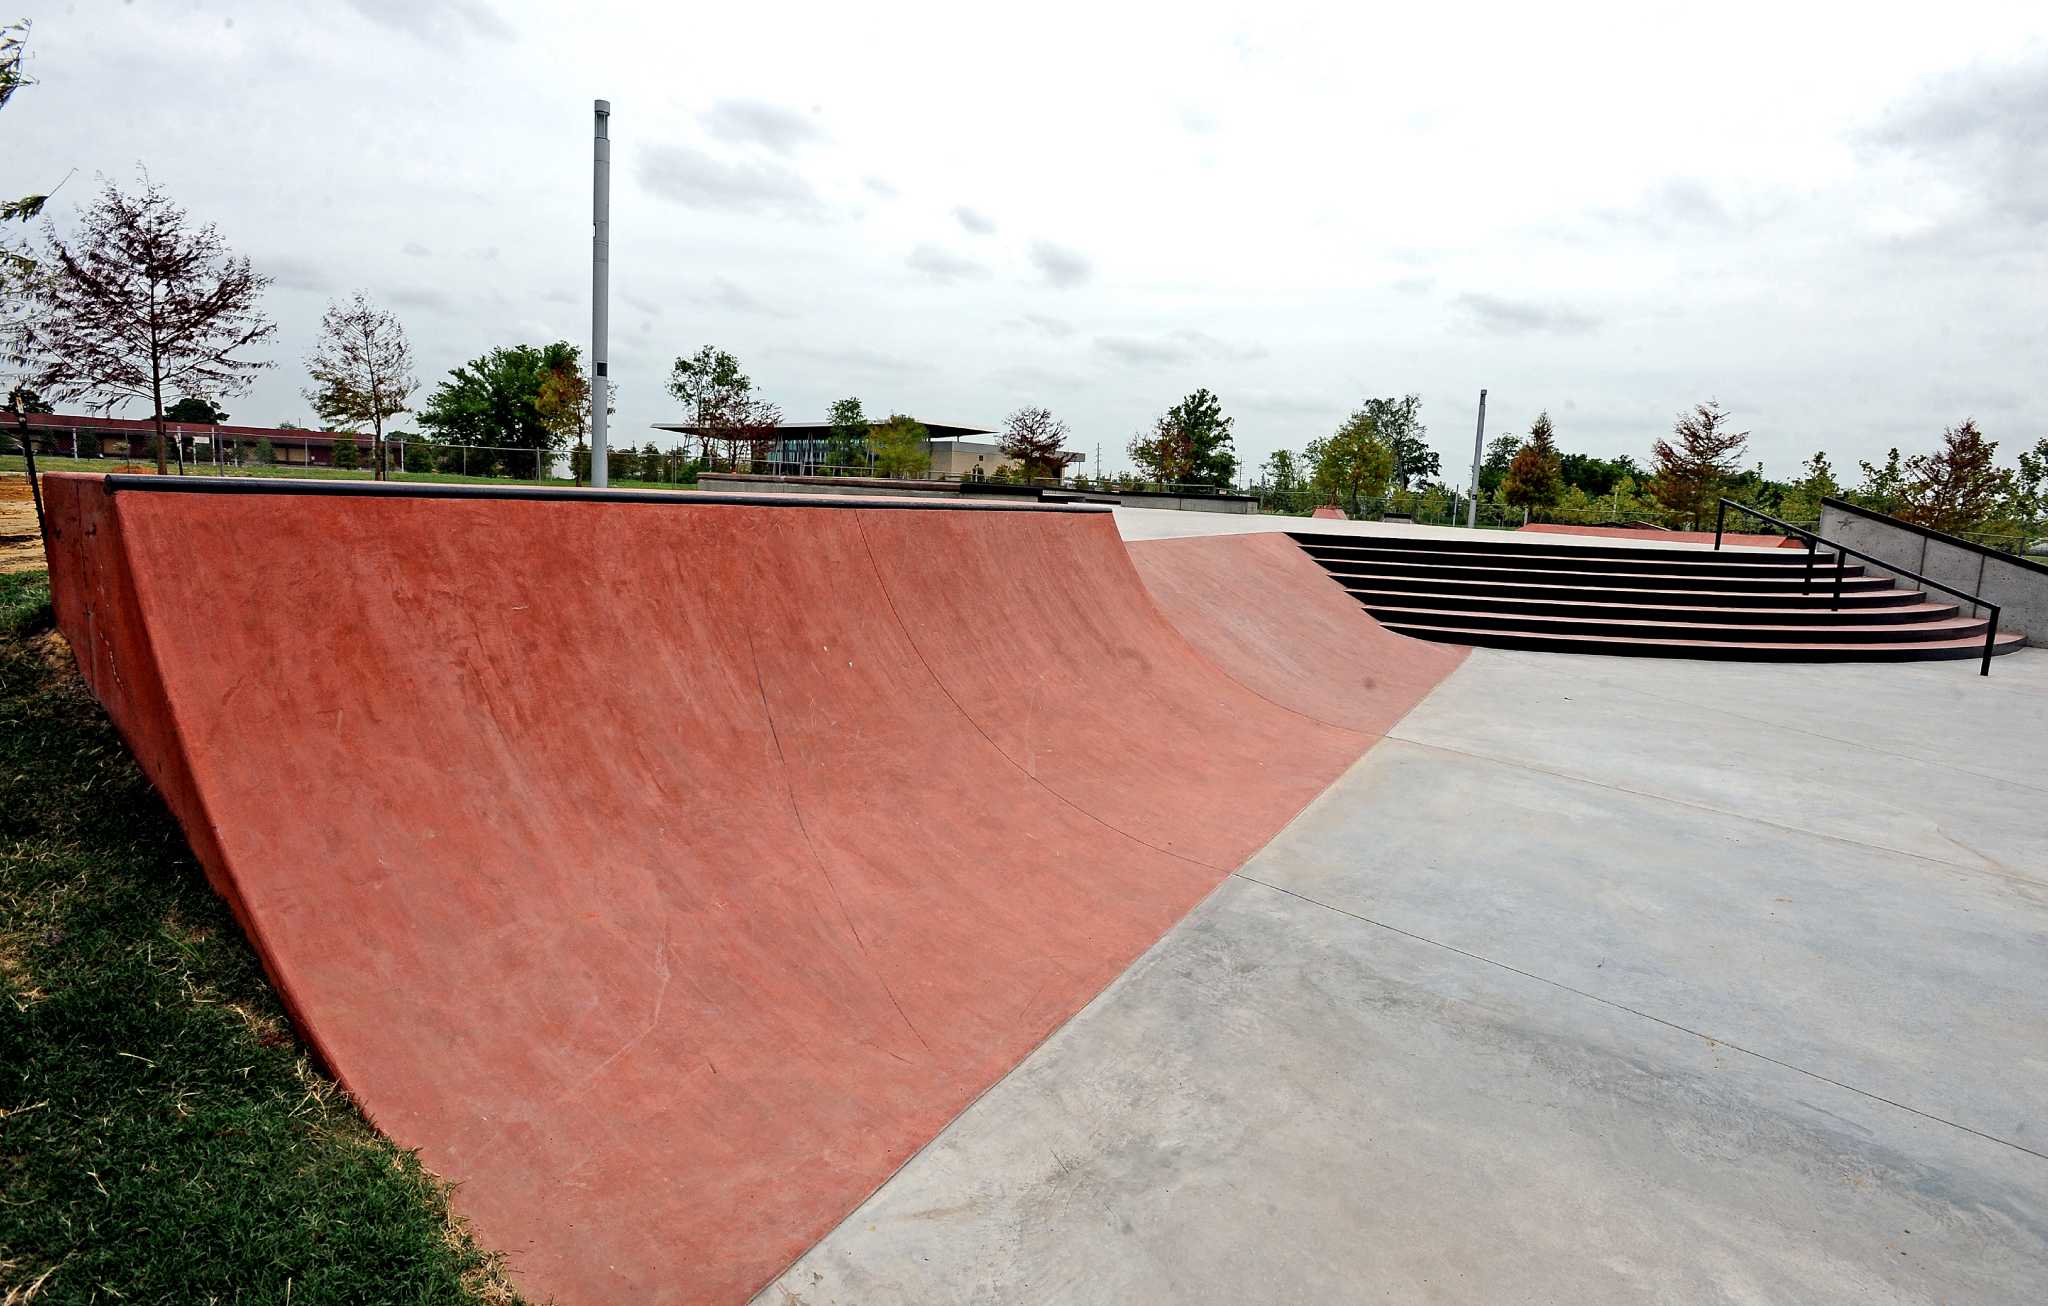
left=1465, top=387, right=1487, bottom=528
left=590, top=99, right=612, bottom=487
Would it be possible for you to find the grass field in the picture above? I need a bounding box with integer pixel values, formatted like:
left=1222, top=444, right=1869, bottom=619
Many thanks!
left=0, top=571, right=522, bottom=1304
left=2, top=453, right=694, bottom=494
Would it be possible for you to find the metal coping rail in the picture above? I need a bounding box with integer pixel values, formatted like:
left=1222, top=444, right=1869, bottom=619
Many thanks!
left=90, top=474, right=1113, bottom=513
left=1714, top=497, right=2003, bottom=676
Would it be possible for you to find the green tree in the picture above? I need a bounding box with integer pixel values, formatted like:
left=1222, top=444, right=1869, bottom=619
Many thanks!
left=998, top=405, right=1071, bottom=481
left=253, top=436, right=275, bottom=464
left=533, top=341, right=590, bottom=479
left=1776, top=451, right=1841, bottom=524
left=825, top=396, right=868, bottom=473
left=1128, top=388, right=1236, bottom=487
left=666, top=345, right=750, bottom=467
left=331, top=432, right=360, bottom=469
left=1503, top=411, right=1564, bottom=508
left=1369, top=395, right=1435, bottom=489
left=1309, top=406, right=1396, bottom=517
left=163, top=396, right=227, bottom=424
left=871, top=414, right=930, bottom=478
left=1851, top=447, right=1908, bottom=515
left=1900, top=419, right=2008, bottom=533
left=415, top=343, right=572, bottom=479
left=1649, top=400, right=1749, bottom=527
left=1260, top=448, right=1307, bottom=511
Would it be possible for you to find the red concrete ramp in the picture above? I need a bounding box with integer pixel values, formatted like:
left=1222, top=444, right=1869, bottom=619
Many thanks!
left=1129, top=531, right=1466, bottom=735
left=40, top=476, right=1456, bottom=1304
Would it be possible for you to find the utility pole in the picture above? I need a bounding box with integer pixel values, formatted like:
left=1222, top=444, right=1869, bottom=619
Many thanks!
left=1466, top=387, right=1487, bottom=529
left=590, top=99, right=612, bottom=488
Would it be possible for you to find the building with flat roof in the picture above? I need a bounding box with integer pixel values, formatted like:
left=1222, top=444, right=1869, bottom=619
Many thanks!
left=14, top=412, right=381, bottom=467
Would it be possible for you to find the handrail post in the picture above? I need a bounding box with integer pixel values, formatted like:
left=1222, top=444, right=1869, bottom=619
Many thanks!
left=1832, top=549, right=1844, bottom=610
left=1803, top=535, right=1816, bottom=593
left=1714, top=499, right=1725, bottom=551
left=1982, top=604, right=1999, bottom=677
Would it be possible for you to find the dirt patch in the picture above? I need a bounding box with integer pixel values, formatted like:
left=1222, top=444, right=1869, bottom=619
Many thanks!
left=1, top=476, right=49, bottom=574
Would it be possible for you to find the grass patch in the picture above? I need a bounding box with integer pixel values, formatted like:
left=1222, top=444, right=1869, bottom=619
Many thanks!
left=4, top=455, right=695, bottom=494
left=0, top=570, right=524, bottom=1304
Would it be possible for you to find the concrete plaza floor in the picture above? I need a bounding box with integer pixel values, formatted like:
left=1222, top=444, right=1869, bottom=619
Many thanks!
left=763, top=643, right=2048, bottom=1303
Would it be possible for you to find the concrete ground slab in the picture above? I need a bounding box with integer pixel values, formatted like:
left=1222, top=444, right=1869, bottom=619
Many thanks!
left=764, top=649, right=2048, bottom=1304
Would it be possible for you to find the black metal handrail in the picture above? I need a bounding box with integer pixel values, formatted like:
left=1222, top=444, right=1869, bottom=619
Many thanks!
left=1715, top=498, right=2003, bottom=676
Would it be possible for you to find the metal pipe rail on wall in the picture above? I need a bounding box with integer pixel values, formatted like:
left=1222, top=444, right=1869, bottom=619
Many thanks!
left=1714, top=497, right=2003, bottom=676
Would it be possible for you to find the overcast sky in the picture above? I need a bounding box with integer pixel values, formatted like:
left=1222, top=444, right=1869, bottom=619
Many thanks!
left=11, top=0, right=2047, bottom=481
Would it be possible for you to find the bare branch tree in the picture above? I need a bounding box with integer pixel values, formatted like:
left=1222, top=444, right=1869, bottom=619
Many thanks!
left=305, top=291, right=417, bottom=480
left=27, top=175, right=275, bottom=473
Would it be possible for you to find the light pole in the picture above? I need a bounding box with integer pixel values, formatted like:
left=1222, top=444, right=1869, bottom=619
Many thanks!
left=589, top=99, right=611, bottom=488
left=1466, top=388, right=1487, bottom=529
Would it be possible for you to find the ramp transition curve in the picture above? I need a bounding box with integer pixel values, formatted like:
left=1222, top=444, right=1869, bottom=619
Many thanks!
left=40, top=475, right=1461, bottom=1304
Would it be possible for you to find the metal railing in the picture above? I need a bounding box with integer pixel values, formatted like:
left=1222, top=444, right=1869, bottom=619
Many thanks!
left=1715, top=497, right=2003, bottom=676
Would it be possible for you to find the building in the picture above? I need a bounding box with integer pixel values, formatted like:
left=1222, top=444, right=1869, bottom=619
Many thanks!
left=14, top=412, right=384, bottom=468
left=652, top=418, right=1016, bottom=478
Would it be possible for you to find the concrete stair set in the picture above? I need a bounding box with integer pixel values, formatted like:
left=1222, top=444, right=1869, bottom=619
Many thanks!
left=1292, top=531, right=2025, bottom=663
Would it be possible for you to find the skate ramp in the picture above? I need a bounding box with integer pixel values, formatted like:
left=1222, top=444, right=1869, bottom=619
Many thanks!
left=40, top=475, right=1458, bottom=1304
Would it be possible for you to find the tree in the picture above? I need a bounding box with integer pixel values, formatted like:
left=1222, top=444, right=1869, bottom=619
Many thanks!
left=1260, top=448, right=1307, bottom=511
left=666, top=345, right=751, bottom=467
left=253, top=436, right=275, bottom=465
left=2, top=21, right=53, bottom=396
left=304, top=291, right=416, bottom=481
left=871, top=414, right=930, bottom=478
left=730, top=395, right=785, bottom=471
left=825, top=396, right=868, bottom=474
left=999, top=405, right=1071, bottom=481
left=533, top=341, right=590, bottom=480
left=1127, top=411, right=1194, bottom=485
left=1, top=21, right=48, bottom=227
left=415, top=343, right=573, bottom=479
left=1899, top=419, right=2009, bottom=533
left=164, top=395, right=228, bottom=424
left=1367, top=395, right=1435, bottom=489
left=1777, top=451, right=1841, bottom=524
left=1309, top=406, right=1396, bottom=517
left=1502, top=411, right=1564, bottom=508
left=25, top=176, right=275, bottom=473
left=1172, top=388, right=1236, bottom=486
left=1477, top=432, right=1521, bottom=497
left=1851, top=447, right=1907, bottom=515
left=331, top=432, right=360, bottom=470
left=1648, top=400, right=1749, bottom=527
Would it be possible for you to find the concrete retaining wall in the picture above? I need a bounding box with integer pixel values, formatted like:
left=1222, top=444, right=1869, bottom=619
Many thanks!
left=1819, top=497, right=2048, bottom=646
left=696, top=472, right=1258, bottom=514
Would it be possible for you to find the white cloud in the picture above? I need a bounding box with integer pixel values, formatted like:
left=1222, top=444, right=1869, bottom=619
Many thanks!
left=637, top=143, right=825, bottom=220
left=1029, top=241, right=1091, bottom=288
left=905, top=244, right=988, bottom=284
left=701, top=100, right=826, bottom=156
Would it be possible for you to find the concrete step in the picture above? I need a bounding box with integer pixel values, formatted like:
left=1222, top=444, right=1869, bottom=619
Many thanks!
left=1381, top=622, right=2026, bottom=663
left=1340, top=588, right=1959, bottom=626
left=1297, top=541, right=1843, bottom=579
left=1284, top=530, right=1803, bottom=564
left=1361, top=604, right=1991, bottom=645
left=1332, top=571, right=1913, bottom=607
left=1309, top=556, right=1876, bottom=590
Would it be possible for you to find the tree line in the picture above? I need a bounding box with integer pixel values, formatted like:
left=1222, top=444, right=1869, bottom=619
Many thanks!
left=1253, top=392, right=2045, bottom=546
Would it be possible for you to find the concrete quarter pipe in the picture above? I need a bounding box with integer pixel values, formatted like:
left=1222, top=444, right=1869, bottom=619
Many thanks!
left=39, top=474, right=1460, bottom=1303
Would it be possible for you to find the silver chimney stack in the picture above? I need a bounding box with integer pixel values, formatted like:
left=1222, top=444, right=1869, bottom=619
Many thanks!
left=590, top=99, right=611, bottom=487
